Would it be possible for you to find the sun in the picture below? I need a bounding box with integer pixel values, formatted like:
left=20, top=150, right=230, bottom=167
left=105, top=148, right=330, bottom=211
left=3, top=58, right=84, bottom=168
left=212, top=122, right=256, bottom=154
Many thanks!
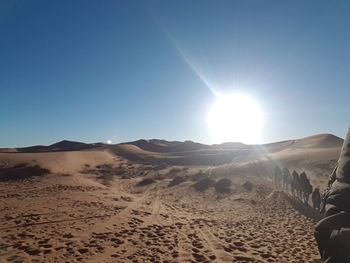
left=208, top=94, right=263, bottom=144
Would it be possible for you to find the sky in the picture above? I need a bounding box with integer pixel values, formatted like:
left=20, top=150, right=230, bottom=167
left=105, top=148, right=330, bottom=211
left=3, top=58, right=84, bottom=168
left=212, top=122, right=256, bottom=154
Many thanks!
left=0, top=0, right=349, bottom=147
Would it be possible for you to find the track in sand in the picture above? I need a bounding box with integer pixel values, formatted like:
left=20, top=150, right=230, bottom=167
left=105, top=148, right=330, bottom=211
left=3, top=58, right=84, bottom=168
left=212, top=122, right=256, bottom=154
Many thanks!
left=1, top=171, right=321, bottom=263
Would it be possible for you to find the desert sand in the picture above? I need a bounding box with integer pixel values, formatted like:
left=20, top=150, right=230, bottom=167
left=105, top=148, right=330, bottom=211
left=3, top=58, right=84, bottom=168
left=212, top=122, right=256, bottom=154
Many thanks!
left=0, top=134, right=342, bottom=262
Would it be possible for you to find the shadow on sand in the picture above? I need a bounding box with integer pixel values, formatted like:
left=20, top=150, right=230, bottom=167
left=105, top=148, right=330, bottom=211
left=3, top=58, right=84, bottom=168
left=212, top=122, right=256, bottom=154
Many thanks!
left=0, top=163, right=50, bottom=182
left=285, top=194, right=324, bottom=222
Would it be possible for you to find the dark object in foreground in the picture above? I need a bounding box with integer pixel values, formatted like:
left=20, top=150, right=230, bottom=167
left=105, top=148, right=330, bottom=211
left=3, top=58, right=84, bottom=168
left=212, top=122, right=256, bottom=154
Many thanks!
left=315, top=212, right=350, bottom=262
left=315, top=127, right=350, bottom=262
left=0, top=163, right=50, bottom=181
left=312, top=188, right=321, bottom=212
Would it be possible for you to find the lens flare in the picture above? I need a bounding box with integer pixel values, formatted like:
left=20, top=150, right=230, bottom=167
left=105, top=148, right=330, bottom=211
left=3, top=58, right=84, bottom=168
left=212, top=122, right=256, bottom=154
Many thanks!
left=208, top=94, right=263, bottom=144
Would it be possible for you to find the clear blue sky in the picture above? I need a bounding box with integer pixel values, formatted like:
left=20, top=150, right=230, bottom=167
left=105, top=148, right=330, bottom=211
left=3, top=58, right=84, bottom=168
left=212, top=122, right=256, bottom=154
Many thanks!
left=1, top=0, right=349, bottom=147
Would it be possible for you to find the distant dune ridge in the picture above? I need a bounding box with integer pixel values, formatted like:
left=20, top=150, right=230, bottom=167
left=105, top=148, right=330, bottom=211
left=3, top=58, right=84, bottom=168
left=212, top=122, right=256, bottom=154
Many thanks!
left=0, top=132, right=342, bottom=192
left=120, top=139, right=211, bottom=153
left=0, top=140, right=97, bottom=153
left=0, top=133, right=342, bottom=153
left=0, top=133, right=342, bottom=174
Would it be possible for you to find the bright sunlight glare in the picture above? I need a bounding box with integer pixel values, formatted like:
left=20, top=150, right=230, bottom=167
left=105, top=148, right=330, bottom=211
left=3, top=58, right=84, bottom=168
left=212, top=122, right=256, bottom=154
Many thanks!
left=208, top=94, right=263, bottom=144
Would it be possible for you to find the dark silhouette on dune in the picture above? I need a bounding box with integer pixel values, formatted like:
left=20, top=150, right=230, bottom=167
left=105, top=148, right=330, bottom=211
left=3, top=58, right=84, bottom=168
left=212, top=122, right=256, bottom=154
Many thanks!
left=299, top=172, right=313, bottom=203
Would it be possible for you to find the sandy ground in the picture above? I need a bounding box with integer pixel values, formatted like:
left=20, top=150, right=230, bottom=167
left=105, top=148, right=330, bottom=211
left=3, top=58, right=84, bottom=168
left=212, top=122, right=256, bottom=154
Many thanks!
left=0, top=171, right=321, bottom=263
left=1, top=134, right=340, bottom=262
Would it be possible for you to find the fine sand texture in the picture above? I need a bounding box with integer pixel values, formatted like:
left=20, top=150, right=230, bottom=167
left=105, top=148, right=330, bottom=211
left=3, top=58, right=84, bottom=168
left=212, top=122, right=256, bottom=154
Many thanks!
left=0, top=134, right=342, bottom=262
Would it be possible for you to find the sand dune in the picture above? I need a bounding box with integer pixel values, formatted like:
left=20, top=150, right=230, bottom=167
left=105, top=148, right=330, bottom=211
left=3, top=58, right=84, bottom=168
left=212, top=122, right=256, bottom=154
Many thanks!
left=122, top=139, right=211, bottom=153
left=0, top=133, right=341, bottom=262
left=0, top=140, right=98, bottom=153
left=0, top=150, right=117, bottom=174
left=288, top=134, right=343, bottom=149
